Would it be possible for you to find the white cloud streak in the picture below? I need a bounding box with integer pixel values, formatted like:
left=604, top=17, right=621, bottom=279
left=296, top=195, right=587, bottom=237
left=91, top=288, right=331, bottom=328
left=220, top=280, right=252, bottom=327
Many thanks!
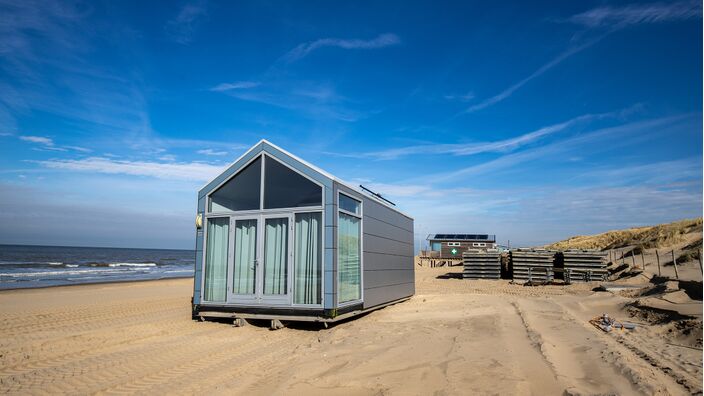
left=20, top=135, right=54, bottom=145
left=467, top=1, right=701, bottom=113
left=567, top=1, right=701, bottom=27
left=35, top=157, right=225, bottom=182
left=334, top=110, right=618, bottom=160
left=436, top=114, right=696, bottom=181
left=284, top=33, right=400, bottom=62
left=209, top=81, right=260, bottom=92
left=214, top=81, right=365, bottom=122
left=197, top=148, right=228, bottom=156
left=466, top=34, right=606, bottom=113
left=19, top=135, right=91, bottom=153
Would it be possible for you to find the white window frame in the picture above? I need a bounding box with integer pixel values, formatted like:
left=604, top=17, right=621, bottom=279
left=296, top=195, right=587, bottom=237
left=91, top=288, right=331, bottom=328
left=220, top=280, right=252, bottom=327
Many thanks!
left=336, top=190, right=363, bottom=308
left=200, top=151, right=326, bottom=309
left=447, top=242, right=461, bottom=247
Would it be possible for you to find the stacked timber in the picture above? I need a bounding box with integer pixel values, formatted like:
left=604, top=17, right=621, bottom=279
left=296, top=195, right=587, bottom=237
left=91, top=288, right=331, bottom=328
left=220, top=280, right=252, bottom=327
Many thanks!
left=462, top=249, right=501, bottom=279
left=561, top=250, right=608, bottom=283
left=510, top=249, right=555, bottom=283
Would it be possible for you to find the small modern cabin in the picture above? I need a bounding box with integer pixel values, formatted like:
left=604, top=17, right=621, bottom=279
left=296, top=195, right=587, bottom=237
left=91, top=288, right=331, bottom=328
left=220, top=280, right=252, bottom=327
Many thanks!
left=192, top=140, right=414, bottom=323
left=427, top=234, right=497, bottom=257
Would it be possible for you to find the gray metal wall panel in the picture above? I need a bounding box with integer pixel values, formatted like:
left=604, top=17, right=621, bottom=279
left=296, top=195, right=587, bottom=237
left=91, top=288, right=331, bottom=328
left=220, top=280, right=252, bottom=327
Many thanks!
left=364, top=216, right=414, bottom=245
left=364, top=234, right=413, bottom=257
left=193, top=216, right=203, bottom=307
left=324, top=248, right=335, bottom=309
left=326, top=225, right=336, bottom=250
left=364, top=269, right=414, bottom=289
left=364, top=282, right=415, bottom=308
left=363, top=252, right=414, bottom=271
left=364, top=201, right=413, bottom=232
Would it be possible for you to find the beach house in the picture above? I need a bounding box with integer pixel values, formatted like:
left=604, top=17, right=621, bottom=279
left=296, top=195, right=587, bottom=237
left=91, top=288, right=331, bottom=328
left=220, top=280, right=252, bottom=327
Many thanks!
left=192, top=140, right=414, bottom=325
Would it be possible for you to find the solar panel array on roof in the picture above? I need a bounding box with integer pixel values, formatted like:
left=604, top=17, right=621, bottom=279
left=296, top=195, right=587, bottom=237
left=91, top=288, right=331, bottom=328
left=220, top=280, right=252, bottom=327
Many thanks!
left=430, top=234, right=492, bottom=240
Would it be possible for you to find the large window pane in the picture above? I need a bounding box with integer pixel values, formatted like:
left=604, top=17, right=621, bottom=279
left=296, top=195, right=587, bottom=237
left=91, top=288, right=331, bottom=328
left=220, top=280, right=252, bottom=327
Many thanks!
left=338, top=212, right=361, bottom=303
left=210, top=156, right=261, bottom=212
left=294, top=212, right=322, bottom=305
left=233, top=219, right=257, bottom=294
left=264, top=156, right=322, bottom=209
left=204, top=217, right=229, bottom=302
left=263, top=217, right=288, bottom=295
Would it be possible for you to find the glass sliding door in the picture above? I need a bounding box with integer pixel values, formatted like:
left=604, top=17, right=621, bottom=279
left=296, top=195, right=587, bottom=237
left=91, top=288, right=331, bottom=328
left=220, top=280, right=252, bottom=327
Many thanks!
left=263, top=217, right=289, bottom=297
left=232, top=218, right=258, bottom=296
left=294, top=212, right=322, bottom=305
left=204, top=217, right=229, bottom=302
left=338, top=204, right=361, bottom=304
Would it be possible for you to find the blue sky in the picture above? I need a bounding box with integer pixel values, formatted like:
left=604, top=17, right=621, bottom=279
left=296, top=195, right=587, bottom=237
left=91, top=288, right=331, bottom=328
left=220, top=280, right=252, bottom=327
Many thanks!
left=0, top=0, right=701, bottom=249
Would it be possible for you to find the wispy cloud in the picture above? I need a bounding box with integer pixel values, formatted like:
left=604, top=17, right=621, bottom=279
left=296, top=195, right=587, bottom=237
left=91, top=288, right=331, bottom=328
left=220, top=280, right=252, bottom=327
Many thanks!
left=197, top=148, right=228, bottom=156
left=18, top=135, right=91, bottom=153
left=436, top=114, right=696, bottom=181
left=19, top=135, right=54, bottom=145
left=213, top=81, right=366, bottom=122
left=35, top=157, right=225, bottom=182
left=283, top=33, right=400, bottom=62
left=567, top=1, right=701, bottom=28
left=165, top=0, right=208, bottom=44
left=444, top=92, right=475, bottom=102
left=331, top=110, right=620, bottom=160
left=209, top=81, right=260, bottom=92
left=466, top=34, right=606, bottom=113
left=466, top=1, right=701, bottom=113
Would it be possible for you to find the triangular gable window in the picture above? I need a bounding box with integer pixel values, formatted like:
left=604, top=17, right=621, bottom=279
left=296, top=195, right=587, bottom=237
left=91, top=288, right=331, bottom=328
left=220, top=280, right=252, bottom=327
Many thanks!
left=264, top=156, right=322, bottom=209
left=209, top=156, right=261, bottom=212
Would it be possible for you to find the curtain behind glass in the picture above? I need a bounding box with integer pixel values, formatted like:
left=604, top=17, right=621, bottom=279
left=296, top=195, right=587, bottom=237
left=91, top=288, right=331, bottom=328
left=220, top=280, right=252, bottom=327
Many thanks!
left=294, top=212, right=321, bottom=304
left=338, top=213, right=361, bottom=303
left=233, top=219, right=257, bottom=294
left=263, top=218, right=288, bottom=295
left=204, top=217, right=229, bottom=302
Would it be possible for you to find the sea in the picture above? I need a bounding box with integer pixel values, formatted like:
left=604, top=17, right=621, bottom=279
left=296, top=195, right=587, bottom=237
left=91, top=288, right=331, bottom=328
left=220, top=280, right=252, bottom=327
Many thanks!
left=0, top=244, right=195, bottom=290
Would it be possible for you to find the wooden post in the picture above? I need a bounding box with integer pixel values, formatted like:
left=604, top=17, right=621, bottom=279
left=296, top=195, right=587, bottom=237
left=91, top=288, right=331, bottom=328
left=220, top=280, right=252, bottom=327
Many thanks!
left=641, top=250, right=645, bottom=270
left=655, top=249, right=661, bottom=277
left=671, top=250, right=679, bottom=280
left=621, top=249, right=625, bottom=266
left=698, top=249, right=702, bottom=274
left=631, top=252, right=636, bottom=268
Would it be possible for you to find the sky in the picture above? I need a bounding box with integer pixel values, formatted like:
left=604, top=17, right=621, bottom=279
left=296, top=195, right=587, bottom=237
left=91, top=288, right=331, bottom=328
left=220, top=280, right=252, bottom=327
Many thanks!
left=0, top=0, right=702, bottom=250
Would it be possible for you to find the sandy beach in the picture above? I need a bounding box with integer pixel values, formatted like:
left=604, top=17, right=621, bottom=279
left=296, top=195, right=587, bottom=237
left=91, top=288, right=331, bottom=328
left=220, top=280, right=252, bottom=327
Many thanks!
left=0, top=264, right=701, bottom=395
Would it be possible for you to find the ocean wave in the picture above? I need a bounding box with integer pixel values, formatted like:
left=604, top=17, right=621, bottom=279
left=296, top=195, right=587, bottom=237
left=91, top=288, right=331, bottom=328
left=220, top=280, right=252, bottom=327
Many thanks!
left=86, top=262, right=158, bottom=268
left=107, top=263, right=157, bottom=267
left=0, top=269, right=125, bottom=278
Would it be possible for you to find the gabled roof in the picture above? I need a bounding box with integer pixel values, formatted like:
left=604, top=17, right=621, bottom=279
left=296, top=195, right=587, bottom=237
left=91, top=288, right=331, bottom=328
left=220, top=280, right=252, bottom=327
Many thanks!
left=199, top=139, right=412, bottom=219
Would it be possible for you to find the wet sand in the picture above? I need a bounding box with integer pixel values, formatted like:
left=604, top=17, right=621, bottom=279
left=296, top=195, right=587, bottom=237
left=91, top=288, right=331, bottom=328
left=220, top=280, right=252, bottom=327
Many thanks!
left=0, top=266, right=700, bottom=395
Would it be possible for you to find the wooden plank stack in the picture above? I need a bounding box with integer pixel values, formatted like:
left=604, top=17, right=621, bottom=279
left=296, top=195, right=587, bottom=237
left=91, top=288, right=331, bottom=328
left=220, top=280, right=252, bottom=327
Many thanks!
left=462, top=249, right=501, bottom=279
left=510, top=249, right=555, bottom=283
left=561, top=250, right=608, bottom=283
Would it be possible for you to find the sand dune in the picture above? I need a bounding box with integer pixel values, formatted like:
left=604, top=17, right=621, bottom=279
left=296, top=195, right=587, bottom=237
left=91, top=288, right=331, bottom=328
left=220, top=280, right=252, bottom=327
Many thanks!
left=0, top=267, right=701, bottom=395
